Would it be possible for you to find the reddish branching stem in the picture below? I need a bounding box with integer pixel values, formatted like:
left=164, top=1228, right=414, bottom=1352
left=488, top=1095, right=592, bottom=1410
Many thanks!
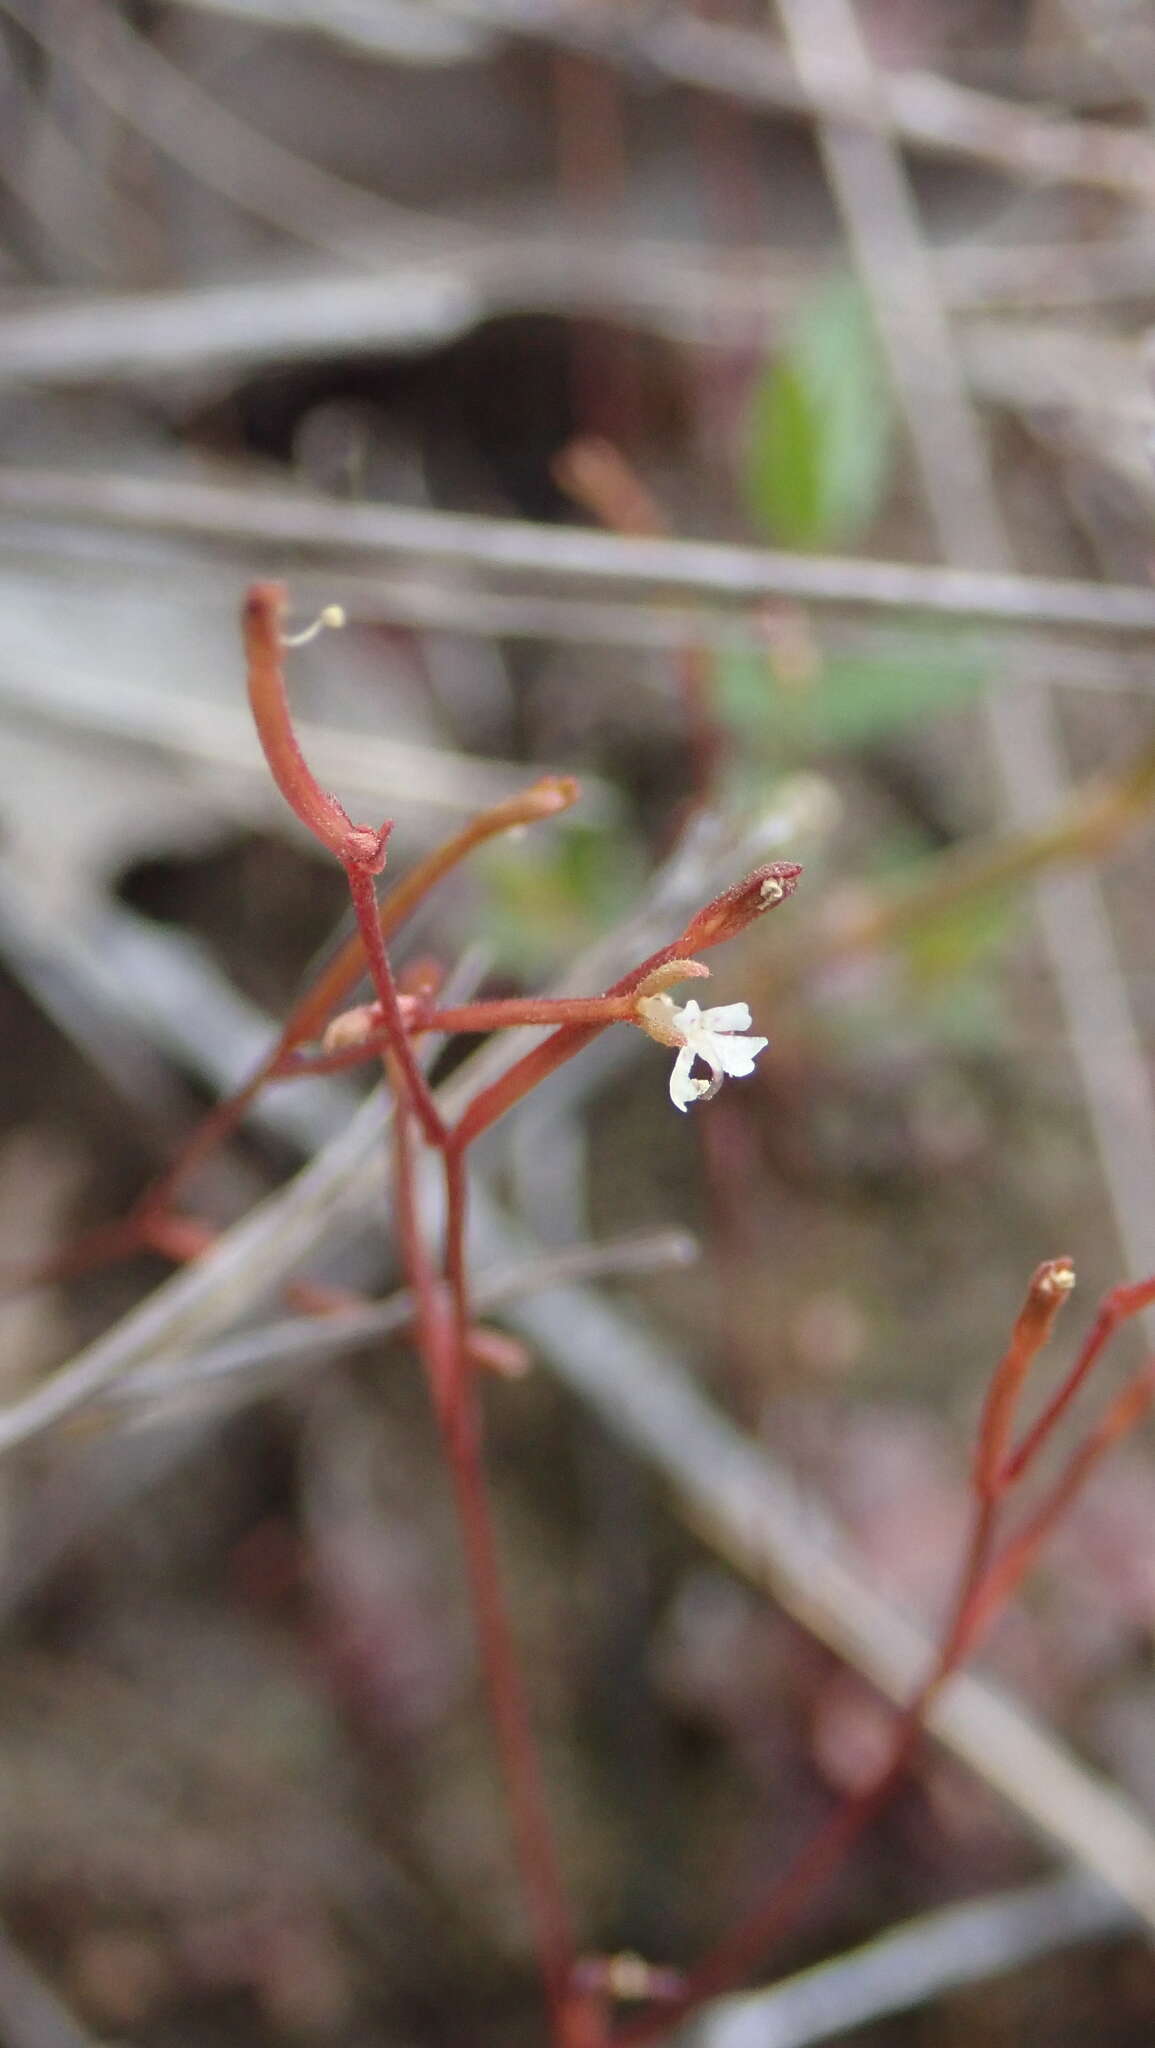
left=615, top=1490, right=1001, bottom=2043
left=451, top=862, right=802, bottom=1154
left=244, top=586, right=581, bottom=2038
left=1001, top=1271, right=1155, bottom=1485
left=32, top=580, right=812, bottom=2044
left=342, top=862, right=447, bottom=1149
left=0, top=777, right=582, bottom=1295
left=959, top=1358, right=1155, bottom=1660
left=390, top=1095, right=577, bottom=2035
left=31, top=573, right=1155, bottom=2048
left=615, top=1258, right=1155, bottom=2045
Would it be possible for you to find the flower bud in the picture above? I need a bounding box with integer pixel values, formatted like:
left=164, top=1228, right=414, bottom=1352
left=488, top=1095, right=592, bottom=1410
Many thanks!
left=521, top=774, right=582, bottom=818
left=321, top=1002, right=383, bottom=1055
left=679, top=861, right=802, bottom=951
left=467, top=1326, right=533, bottom=1378
left=633, top=958, right=710, bottom=1001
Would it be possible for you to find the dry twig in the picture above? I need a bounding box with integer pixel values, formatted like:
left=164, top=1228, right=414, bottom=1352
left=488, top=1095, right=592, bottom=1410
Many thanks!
left=3, top=467, right=1155, bottom=632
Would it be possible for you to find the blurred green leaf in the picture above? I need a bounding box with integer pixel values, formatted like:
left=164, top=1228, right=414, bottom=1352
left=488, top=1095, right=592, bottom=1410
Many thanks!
left=903, top=887, right=1019, bottom=995
left=808, top=649, right=987, bottom=747
left=880, top=838, right=1020, bottom=1046
left=715, top=638, right=987, bottom=768
left=480, top=822, right=645, bottom=975
left=744, top=277, right=893, bottom=548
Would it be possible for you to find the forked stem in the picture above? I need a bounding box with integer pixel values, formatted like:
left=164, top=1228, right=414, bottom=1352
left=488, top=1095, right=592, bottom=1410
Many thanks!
left=614, top=1262, right=1155, bottom=2045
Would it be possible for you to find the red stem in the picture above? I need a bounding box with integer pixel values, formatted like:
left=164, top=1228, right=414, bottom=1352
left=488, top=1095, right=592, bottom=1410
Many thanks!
left=244, top=584, right=382, bottom=863
left=961, top=1360, right=1155, bottom=1656
left=618, top=1259, right=1155, bottom=2043
left=128, top=778, right=580, bottom=1227
left=391, top=1099, right=577, bottom=2038
left=974, top=1259, right=1075, bottom=1499
left=1001, top=1272, right=1155, bottom=1485
left=614, top=1494, right=1000, bottom=2045
left=343, top=862, right=447, bottom=1150
left=276, top=994, right=642, bottom=1080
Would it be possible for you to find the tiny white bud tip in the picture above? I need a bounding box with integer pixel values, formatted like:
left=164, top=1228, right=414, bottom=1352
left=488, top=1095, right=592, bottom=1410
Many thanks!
left=282, top=604, right=347, bottom=647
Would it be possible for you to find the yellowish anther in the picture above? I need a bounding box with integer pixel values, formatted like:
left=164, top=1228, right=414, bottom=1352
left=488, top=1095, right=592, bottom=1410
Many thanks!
left=282, top=603, right=347, bottom=648
left=758, top=874, right=786, bottom=907
left=1042, top=1261, right=1077, bottom=1296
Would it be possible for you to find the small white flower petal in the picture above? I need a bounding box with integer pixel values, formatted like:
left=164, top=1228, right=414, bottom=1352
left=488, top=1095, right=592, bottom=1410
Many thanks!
left=656, top=989, right=769, bottom=1111
left=669, top=1045, right=708, bottom=1112
left=716, top=1035, right=768, bottom=1079
left=698, top=1002, right=753, bottom=1034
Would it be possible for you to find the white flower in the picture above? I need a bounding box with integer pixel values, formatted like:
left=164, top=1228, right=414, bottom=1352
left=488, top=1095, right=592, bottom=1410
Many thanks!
left=636, top=994, right=769, bottom=1113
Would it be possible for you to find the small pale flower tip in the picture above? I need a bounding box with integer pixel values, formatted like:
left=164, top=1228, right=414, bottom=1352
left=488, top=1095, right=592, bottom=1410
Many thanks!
left=281, top=603, right=347, bottom=647
left=681, top=860, right=802, bottom=949
left=765, top=859, right=803, bottom=895
left=1041, top=1260, right=1077, bottom=1296
left=528, top=773, right=582, bottom=816
left=321, top=1003, right=380, bottom=1055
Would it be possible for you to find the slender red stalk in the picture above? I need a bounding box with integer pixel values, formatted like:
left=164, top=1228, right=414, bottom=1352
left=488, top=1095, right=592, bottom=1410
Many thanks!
left=342, top=862, right=447, bottom=1149
left=29, top=583, right=810, bottom=2038
left=241, top=579, right=582, bottom=2032
left=0, top=1215, right=153, bottom=1291
left=276, top=994, right=644, bottom=1080
left=1002, top=1272, right=1155, bottom=1484
left=615, top=1259, right=1155, bottom=2044
left=614, top=1491, right=1000, bottom=2045
left=443, top=1138, right=471, bottom=1346
left=391, top=1097, right=577, bottom=2037
left=244, top=585, right=389, bottom=868
left=960, top=1360, right=1155, bottom=1657
left=974, top=1257, right=1075, bottom=1499
left=126, top=773, right=579, bottom=1228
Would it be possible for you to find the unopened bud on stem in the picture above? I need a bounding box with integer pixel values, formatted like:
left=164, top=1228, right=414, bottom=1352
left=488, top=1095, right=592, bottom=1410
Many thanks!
left=679, top=861, right=802, bottom=952
left=321, top=1003, right=384, bottom=1056
left=633, top=958, right=710, bottom=1002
